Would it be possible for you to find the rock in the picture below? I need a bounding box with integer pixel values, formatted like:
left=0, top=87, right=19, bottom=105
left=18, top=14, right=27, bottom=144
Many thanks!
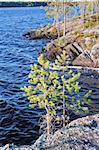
left=24, top=13, right=99, bottom=40
left=67, top=114, right=99, bottom=127
left=44, top=35, right=79, bottom=60
left=23, top=25, right=59, bottom=40
left=66, top=42, right=83, bottom=60
left=84, top=25, right=99, bottom=36
left=1, top=144, right=10, bottom=150
left=72, top=52, right=96, bottom=67
left=72, top=41, right=99, bottom=68
left=91, top=44, right=99, bottom=59
left=30, top=114, right=99, bottom=150
left=1, top=114, right=99, bottom=150
left=91, top=44, right=99, bottom=68
left=85, top=37, right=95, bottom=48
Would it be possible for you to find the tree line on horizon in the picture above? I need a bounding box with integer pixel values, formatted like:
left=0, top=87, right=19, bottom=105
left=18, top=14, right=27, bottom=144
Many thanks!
left=0, top=2, right=47, bottom=7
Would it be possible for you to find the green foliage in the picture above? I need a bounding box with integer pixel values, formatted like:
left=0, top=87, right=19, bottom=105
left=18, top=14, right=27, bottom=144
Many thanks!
left=21, top=51, right=92, bottom=134
left=21, top=54, right=62, bottom=126
left=84, top=21, right=98, bottom=28
left=58, top=37, right=65, bottom=44
left=86, top=2, right=93, bottom=13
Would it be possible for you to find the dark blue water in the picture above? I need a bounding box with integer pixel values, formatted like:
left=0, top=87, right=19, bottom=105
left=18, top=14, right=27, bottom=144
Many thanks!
left=0, top=7, right=99, bottom=146
left=0, top=7, right=53, bottom=146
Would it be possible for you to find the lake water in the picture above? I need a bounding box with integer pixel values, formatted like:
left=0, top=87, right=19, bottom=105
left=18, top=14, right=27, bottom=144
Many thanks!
left=0, top=7, right=99, bottom=146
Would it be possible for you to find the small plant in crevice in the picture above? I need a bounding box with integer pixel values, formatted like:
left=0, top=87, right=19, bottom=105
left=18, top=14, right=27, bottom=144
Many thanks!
left=21, top=52, right=92, bottom=144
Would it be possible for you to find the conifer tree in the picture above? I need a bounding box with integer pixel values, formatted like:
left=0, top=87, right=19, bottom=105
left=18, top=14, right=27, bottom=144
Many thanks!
left=21, top=52, right=92, bottom=132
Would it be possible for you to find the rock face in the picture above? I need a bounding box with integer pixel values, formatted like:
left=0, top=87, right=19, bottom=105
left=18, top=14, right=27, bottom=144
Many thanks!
left=73, top=43, right=99, bottom=68
left=42, top=24, right=99, bottom=68
left=72, top=52, right=94, bottom=67
left=24, top=14, right=99, bottom=40
left=44, top=35, right=84, bottom=61
left=91, top=44, right=99, bottom=67
left=31, top=114, right=99, bottom=150
left=24, top=25, right=59, bottom=39
left=24, top=13, right=99, bottom=68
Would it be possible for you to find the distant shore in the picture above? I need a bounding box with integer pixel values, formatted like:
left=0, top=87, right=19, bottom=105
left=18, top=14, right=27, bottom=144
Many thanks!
left=0, top=2, right=47, bottom=7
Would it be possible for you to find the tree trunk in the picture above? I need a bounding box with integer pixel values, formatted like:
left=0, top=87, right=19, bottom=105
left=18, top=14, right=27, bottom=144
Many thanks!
left=62, top=68, right=65, bottom=127
left=56, top=1, right=60, bottom=39
left=84, top=2, right=86, bottom=29
left=45, top=99, right=51, bottom=145
left=63, top=0, right=66, bottom=37
left=46, top=113, right=50, bottom=146
left=96, top=0, right=99, bottom=25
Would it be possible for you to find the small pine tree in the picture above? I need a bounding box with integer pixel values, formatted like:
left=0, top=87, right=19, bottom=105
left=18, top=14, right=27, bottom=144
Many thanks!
left=21, top=52, right=92, bottom=142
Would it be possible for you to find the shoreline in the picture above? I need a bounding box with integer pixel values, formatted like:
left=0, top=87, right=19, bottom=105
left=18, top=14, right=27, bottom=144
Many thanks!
left=24, top=13, right=99, bottom=69
left=0, top=2, right=47, bottom=7
left=1, top=114, right=99, bottom=150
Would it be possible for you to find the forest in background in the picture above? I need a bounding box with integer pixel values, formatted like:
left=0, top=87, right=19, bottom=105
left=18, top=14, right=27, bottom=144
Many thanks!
left=0, top=2, right=47, bottom=7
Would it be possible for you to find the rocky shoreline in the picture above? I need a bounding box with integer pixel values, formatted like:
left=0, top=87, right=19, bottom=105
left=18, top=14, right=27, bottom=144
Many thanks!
left=1, top=114, right=99, bottom=150
left=31, top=114, right=99, bottom=150
left=24, top=13, right=99, bottom=68
left=24, top=13, right=99, bottom=40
